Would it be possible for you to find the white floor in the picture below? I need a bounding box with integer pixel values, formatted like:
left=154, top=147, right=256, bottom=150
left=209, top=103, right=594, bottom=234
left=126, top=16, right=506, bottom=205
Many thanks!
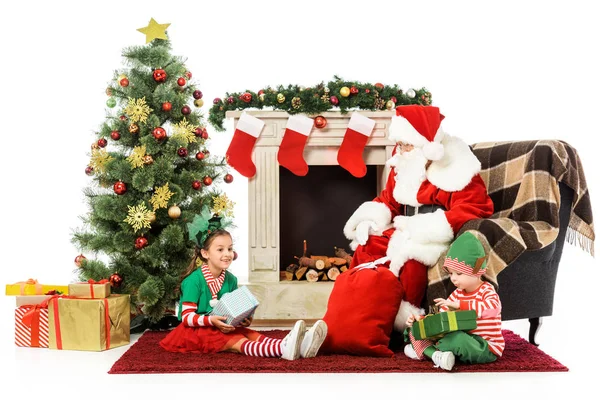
left=1, top=245, right=597, bottom=399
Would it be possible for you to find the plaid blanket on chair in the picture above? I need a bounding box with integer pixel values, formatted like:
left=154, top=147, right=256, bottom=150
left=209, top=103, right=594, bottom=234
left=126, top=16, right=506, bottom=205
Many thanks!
left=427, top=140, right=595, bottom=302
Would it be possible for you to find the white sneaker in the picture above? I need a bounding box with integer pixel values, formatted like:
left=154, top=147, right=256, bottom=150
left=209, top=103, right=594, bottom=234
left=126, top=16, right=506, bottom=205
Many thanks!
left=300, top=320, right=327, bottom=358
left=432, top=350, right=455, bottom=371
left=280, top=320, right=306, bottom=361
left=403, top=344, right=419, bottom=360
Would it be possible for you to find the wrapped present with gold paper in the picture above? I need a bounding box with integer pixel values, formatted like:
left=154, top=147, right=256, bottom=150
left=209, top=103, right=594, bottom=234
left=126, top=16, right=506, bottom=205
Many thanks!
left=16, top=295, right=52, bottom=307
left=15, top=304, right=50, bottom=348
left=68, top=279, right=111, bottom=299
left=5, top=279, right=68, bottom=296
left=412, top=310, right=477, bottom=340
left=47, top=294, right=130, bottom=351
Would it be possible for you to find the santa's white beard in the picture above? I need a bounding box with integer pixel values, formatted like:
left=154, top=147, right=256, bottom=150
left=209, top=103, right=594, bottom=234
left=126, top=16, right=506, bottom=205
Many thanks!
left=387, top=148, right=428, bottom=206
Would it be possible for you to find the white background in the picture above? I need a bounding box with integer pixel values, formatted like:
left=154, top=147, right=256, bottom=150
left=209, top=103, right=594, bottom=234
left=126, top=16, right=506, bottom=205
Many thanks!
left=0, top=0, right=598, bottom=398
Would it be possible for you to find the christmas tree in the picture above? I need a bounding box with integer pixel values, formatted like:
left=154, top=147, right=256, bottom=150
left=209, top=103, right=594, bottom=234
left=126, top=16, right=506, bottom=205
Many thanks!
left=72, top=19, right=234, bottom=323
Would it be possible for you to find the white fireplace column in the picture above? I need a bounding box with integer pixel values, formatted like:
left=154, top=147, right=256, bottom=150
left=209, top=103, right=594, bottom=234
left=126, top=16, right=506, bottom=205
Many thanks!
left=226, top=110, right=396, bottom=321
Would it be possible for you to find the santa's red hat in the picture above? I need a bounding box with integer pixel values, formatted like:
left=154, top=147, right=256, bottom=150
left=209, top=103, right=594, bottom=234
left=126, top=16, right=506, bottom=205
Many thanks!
left=388, top=105, right=446, bottom=161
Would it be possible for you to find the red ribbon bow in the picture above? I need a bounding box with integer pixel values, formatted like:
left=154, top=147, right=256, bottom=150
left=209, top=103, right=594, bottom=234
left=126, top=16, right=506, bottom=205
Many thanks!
left=14, top=279, right=43, bottom=295
left=83, top=279, right=109, bottom=298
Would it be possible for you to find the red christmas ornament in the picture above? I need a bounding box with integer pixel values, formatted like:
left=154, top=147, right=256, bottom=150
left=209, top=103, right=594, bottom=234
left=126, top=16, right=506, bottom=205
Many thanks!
left=350, top=86, right=359, bottom=95
left=194, top=127, right=203, bottom=137
left=152, top=127, right=167, bottom=141
left=227, top=96, right=234, bottom=104
left=97, top=138, right=108, bottom=148
left=85, top=166, right=94, bottom=175
left=192, top=180, right=202, bottom=190
left=162, top=102, right=172, bottom=112
left=181, top=105, right=191, bottom=115
left=203, top=176, right=213, bottom=186
left=239, top=92, right=252, bottom=103
left=390, top=96, right=397, bottom=103
left=153, top=69, right=167, bottom=83
left=119, top=115, right=127, bottom=121
left=119, top=78, right=129, bottom=87
left=314, top=116, right=327, bottom=129
left=365, top=89, right=371, bottom=94
left=177, top=77, right=186, bottom=86
left=110, top=131, right=121, bottom=140
left=135, top=237, right=148, bottom=249
left=201, top=128, right=209, bottom=140
left=195, top=151, right=205, bottom=161
left=193, top=90, right=203, bottom=99
left=74, top=254, right=86, bottom=267
left=109, top=273, right=123, bottom=288
left=202, top=149, right=210, bottom=156
left=185, top=71, right=192, bottom=79
left=177, top=147, right=188, bottom=157
left=113, top=181, right=127, bottom=195
left=258, top=89, right=265, bottom=96
left=330, top=96, right=339, bottom=105
left=224, top=173, right=234, bottom=183
left=213, top=98, right=222, bottom=104
left=374, top=82, right=384, bottom=90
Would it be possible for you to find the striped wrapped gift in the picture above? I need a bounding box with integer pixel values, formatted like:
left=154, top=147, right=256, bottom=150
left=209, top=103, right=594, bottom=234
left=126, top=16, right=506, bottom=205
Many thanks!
left=15, top=305, right=49, bottom=348
left=210, top=286, right=259, bottom=327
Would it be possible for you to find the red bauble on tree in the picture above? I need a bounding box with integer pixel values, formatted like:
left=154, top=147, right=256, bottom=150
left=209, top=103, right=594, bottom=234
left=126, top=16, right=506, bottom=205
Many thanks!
left=202, top=149, right=210, bottom=156
left=97, top=138, right=107, bottom=148
left=162, top=102, right=172, bottom=112
left=74, top=254, right=86, bottom=267
left=194, top=127, right=203, bottom=137
left=85, top=166, right=94, bottom=175
left=181, top=105, right=191, bottom=115
left=109, top=273, right=123, bottom=288
left=192, top=180, right=202, bottom=190
left=224, top=173, right=234, bottom=183
left=185, top=71, right=192, bottom=79
left=203, top=176, right=213, bottom=186
left=239, top=92, right=252, bottom=103
left=195, top=151, right=205, bottom=161
left=110, top=131, right=121, bottom=140
left=193, top=90, right=203, bottom=99
left=177, top=147, right=188, bottom=157
left=135, top=236, right=148, bottom=249
left=153, top=69, right=167, bottom=82
left=227, top=96, right=234, bottom=104
left=201, top=128, right=209, bottom=140
left=120, top=78, right=129, bottom=87
left=350, top=86, right=359, bottom=95
left=152, top=127, right=167, bottom=141
left=330, top=96, right=339, bottom=105
left=177, top=77, right=186, bottom=86
left=113, top=181, right=127, bottom=195
left=314, top=116, right=327, bottom=129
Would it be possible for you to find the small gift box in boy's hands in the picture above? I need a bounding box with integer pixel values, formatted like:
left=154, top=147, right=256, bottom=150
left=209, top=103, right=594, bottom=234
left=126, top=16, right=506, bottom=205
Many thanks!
left=412, top=310, right=477, bottom=340
left=210, top=286, right=259, bottom=327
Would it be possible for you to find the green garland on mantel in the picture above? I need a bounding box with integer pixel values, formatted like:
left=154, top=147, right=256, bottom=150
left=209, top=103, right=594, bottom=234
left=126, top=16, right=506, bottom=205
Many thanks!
left=207, top=75, right=432, bottom=132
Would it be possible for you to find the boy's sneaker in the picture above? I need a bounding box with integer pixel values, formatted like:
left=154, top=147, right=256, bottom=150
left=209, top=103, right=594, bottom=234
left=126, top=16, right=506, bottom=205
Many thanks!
left=300, top=320, right=327, bottom=358
left=280, top=320, right=306, bottom=361
left=432, top=350, right=455, bottom=371
left=403, top=344, right=419, bottom=360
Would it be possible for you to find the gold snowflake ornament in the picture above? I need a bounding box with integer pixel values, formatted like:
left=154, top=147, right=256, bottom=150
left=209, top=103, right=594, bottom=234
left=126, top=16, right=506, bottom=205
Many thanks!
left=127, top=145, right=147, bottom=169
left=124, top=97, right=153, bottom=124
left=90, top=149, right=114, bottom=174
left=212, top=194, right=235, bottom=217
left=171, top=118, right=197, bottom=144
left=124, top=203, right=153, bottom=232
left=150, top=183, right=174, bottom=210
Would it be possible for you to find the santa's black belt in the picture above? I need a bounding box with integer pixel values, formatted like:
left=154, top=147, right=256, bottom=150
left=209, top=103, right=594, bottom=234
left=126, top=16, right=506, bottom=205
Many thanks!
left=403, top=204, right=446, bottom=216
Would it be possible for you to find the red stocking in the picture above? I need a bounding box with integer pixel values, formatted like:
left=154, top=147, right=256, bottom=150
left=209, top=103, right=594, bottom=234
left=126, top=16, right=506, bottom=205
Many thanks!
left=337, top=113, right=376, bottom=178
left=226, top=113, right=265, bottom=178
left=277, top=115, right=314, bottom=176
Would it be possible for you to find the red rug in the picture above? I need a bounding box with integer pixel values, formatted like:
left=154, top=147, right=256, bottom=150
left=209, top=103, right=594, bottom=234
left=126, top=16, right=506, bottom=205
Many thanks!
left=108, top=329, right=567, bottom=374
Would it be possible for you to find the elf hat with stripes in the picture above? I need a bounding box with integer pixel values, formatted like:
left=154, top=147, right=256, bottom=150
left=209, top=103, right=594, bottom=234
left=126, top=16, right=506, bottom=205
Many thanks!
left=443, top=232, right=487, bottom=277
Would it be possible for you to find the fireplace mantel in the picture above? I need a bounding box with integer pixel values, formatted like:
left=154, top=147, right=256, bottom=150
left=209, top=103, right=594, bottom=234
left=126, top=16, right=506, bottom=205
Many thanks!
left=226, top=110, right=397, bottom=321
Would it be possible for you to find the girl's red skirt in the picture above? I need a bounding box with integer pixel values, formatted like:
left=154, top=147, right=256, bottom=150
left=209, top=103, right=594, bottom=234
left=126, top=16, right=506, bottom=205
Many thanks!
left=159, top=323, right=257, bottom=353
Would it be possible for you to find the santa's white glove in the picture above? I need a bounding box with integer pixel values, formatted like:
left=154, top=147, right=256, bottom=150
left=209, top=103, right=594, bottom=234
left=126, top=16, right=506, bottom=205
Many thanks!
left=393, top=215, right=410, bottom=233
left=354, top=221, right=379, bottom=246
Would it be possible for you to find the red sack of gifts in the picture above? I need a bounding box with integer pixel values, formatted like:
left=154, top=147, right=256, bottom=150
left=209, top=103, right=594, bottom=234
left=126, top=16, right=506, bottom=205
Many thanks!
left=320, top=263, right=402, bottom=357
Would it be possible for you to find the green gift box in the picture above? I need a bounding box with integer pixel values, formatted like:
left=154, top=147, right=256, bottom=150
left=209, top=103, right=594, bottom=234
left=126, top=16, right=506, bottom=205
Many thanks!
left=412, top=310, right=477, bottom=340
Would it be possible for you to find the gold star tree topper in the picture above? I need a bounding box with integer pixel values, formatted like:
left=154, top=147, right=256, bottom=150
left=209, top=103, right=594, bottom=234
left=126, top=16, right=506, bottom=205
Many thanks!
left=137, top=18, right=171, bottom=44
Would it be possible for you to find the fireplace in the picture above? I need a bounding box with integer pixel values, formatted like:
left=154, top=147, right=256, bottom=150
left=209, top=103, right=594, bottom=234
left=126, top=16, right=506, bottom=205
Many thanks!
left=226, top=110, right=396, bottom=321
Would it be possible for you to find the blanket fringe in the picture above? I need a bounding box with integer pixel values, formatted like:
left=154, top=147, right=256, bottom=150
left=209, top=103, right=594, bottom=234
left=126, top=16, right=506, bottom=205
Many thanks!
left=566, top=227, right=595, bottom=257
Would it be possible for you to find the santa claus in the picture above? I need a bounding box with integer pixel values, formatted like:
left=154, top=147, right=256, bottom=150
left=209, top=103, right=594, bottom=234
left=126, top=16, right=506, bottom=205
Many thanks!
left=343, top=105, right=494, bottom=331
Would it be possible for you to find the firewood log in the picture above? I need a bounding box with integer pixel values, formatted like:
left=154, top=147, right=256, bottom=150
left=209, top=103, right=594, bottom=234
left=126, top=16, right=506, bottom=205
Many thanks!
left=334, top=247, right=353, bottom=266
left=327, top=257, right=348, bottom=267
left=311, top=255, right=331, bottom=270
left=339, top=265, right=348, bottom=273
left=306, top=269, right=320, bottom=282
left=285, top=264, right=298, bottom=281
left=295, top=266, right=308, bottom=280
left=295, top=256, right=316, bottom=268
left=327, top=266, right=340, bottom=281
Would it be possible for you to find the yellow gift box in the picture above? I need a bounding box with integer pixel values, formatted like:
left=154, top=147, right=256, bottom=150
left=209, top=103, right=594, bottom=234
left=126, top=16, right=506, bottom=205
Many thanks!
left=48, top=294, right=130, bottom=351
left=68, top=280, right=111, bottom=299
left=5, top=279, right=68, bottom=296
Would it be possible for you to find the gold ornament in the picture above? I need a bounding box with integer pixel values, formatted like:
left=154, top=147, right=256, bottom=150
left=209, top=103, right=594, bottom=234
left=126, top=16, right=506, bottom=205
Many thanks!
left=340, top=87, right=350, bottom=97
left=375, top=98, right=385, bottom=110
left=172, top=118, right=197, bottom=144
left=168, top=205, right=181, bottom=219
left=148, top=212, right=156, bottom=223
left=105, top=87, right=113, bottom=96
left=127, top=145, right=147, bottom=169
left=212, top=194, right=235, bottom=217
left=321, top=94, right=330, bottom=103
left=277, top=93, right=285, bottom=103
left=118, top=74, right=127, bottom=82
left=150, top=183, right=175, bottom=210
left=129, top=123, right=139, bottom=134
left=124, top=97, right=153, bottom=124
left=89, top=149, right=113, bottom=174
left=137, top=18, right=171, bottom=44
left=291, top=97, right=301, bottom=109
left=143, top=155, right=154, bottom=165
left=386, top=100, right=395, bottom=110
left=259, top=93, right=265, bottom=102
left=91, top=143, right=100, bottom=150
left=324, top=87, right=330, bottom=94
left=194, top=99, right=204, bottom=107
left=124, top=203, right=153, bottom=232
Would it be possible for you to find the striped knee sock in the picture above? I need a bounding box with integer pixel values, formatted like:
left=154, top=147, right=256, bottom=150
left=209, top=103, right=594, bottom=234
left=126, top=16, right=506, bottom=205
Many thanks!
left=241, top=338, right=283, bottom=357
